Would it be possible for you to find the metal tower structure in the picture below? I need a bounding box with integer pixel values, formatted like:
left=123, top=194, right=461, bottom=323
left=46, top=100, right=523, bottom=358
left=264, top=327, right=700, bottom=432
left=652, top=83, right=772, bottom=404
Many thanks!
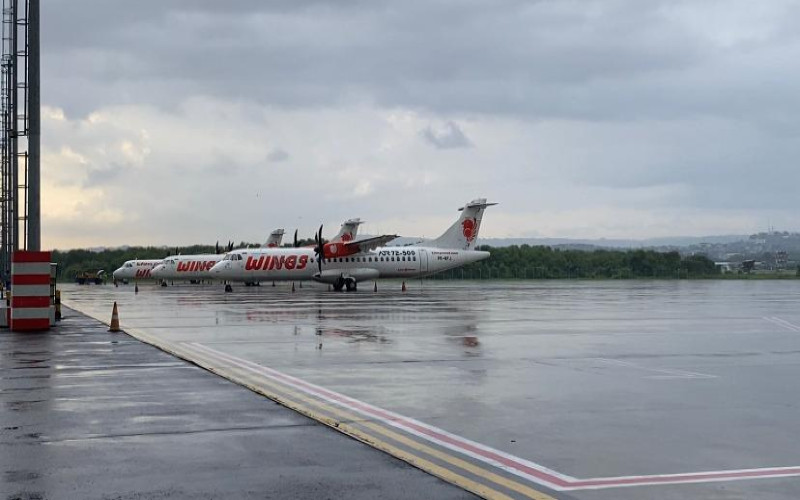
left=0, top=0, right=39, bottom=283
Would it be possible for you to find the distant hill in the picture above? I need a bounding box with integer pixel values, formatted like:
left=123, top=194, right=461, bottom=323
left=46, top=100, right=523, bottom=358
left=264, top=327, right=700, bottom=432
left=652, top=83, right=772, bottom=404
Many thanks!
left=387, top=233, right=800, bottom=268
left=476, top=235, right=749, bottom=249
left=387, top=235, right=748, bottom=250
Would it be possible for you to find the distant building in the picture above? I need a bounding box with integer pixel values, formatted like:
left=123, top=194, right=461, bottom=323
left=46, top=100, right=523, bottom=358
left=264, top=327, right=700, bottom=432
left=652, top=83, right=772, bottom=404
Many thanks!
left=715, top=262, right=734, bottom=273
left=776, top=251, right=789, bottom=269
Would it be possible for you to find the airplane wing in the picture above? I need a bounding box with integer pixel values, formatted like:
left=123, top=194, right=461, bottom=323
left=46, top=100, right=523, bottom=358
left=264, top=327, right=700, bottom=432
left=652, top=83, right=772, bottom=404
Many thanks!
left=343, top=235, right=399, bottom=253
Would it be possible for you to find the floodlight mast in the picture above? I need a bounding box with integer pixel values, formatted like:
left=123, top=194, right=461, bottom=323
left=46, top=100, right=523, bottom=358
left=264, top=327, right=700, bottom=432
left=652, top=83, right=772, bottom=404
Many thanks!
left=0, top=0, right=38, bottom=283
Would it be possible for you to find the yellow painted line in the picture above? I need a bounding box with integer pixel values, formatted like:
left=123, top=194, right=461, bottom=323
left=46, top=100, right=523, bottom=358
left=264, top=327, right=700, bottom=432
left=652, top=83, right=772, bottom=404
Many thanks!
left=180, top=343, right=558, bottom=500
left=62, top=307, right=556, bottom=500
left=179, top=343, right=520, bottom=500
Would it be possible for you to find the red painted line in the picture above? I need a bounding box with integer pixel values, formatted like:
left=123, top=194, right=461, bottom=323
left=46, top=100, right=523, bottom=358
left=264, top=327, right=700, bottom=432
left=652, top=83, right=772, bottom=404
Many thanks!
left=188, top=343, right=571, bottom=487
left=11, top=274, right=51, bottom=285
left=12, top=251, right=51, bottom=263
left=186, top=343, right=800, bottom=491
left=570, top=466, right=800, bottom=488
left=12, top=296, right=50, bottom=308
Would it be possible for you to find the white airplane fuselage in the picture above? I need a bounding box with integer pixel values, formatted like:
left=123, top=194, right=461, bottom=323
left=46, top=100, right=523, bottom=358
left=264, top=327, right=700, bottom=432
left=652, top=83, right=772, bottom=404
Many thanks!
left=209, top=246, right=489, bottom=283
left=151, top=254, right=223, bottom=281
left=112, top=259, right=163, bottom=281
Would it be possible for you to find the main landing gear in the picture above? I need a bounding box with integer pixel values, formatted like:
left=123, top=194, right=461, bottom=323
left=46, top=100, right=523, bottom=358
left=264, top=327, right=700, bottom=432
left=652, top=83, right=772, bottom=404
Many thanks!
left=332, top=277, right=357, bottom=292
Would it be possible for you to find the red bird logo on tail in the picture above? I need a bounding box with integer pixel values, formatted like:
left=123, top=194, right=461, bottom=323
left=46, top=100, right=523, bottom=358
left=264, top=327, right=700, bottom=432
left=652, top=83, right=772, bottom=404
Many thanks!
left=462, top=218, right=477, bottom=242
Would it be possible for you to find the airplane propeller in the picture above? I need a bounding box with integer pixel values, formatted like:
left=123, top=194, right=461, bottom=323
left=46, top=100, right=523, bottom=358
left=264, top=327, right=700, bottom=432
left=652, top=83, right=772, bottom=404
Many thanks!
left=313, top=225, right=324, bottom=273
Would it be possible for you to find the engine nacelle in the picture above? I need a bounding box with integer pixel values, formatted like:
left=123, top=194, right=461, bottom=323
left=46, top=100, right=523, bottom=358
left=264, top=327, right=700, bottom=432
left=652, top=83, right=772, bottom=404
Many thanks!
left=322, top=242, right=359, bottom=259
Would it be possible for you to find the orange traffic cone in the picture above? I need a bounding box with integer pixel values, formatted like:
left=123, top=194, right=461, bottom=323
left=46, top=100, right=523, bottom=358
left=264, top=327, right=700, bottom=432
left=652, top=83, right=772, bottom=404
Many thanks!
left=373, top=282, right=378, bottom=292
left=291, top=282, right=296, bottom=293
left=109, top=302, right=120, bottom=332
left=401, top=281, right=406, bottom=292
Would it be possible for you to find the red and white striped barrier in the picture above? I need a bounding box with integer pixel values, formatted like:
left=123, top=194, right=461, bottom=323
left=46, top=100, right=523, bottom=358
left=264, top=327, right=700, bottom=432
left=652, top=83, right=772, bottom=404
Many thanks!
left=11, top=251, right=52, bottom=331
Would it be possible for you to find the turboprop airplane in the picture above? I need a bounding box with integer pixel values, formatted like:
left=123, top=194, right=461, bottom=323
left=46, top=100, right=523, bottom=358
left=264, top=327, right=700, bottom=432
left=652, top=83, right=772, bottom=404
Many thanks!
left=151, top=219, right=365, bottom=284
left=112, top=259, right=163, bottom=282
left=150, top=227, right=285, bottom=284
left=209, top=198, right=495, bottom=291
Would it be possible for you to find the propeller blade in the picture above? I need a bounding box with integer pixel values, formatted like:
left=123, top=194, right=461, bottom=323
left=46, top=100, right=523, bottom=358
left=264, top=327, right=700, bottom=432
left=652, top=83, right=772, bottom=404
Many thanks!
left=317, top=225, right=324, bottom=273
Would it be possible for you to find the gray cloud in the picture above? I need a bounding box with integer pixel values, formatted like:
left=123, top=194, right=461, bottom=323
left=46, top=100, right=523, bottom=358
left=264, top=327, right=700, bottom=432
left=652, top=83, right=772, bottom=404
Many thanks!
left=267, top=148, right=290, bottom=162
left=45, top=0, right=800, bottom=123
left=37, top=1, right=800, bottom=245
left=421, top=121, right=472, bottom=149
left=84, top=162, right=125, bottom=187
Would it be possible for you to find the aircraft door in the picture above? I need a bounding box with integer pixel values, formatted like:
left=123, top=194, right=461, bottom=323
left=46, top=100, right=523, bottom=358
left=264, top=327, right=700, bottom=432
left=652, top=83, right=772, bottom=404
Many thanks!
left=419, top=249, right=429, bottom=276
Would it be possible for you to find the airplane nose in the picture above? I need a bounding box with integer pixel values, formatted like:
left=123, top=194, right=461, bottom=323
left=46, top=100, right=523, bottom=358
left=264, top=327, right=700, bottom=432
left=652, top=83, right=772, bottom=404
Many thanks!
left=209, top=261, right=228, bottom=276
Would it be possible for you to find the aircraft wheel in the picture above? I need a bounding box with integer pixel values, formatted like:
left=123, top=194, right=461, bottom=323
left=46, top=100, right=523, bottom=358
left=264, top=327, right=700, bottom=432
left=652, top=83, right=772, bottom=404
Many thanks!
left=161, top=281, right=167, bottom=287
left=345, top=279, right=357, bottom=292
left=224, top=284, right=233, bottom=293
left=332, top=278, right=345, bottom=292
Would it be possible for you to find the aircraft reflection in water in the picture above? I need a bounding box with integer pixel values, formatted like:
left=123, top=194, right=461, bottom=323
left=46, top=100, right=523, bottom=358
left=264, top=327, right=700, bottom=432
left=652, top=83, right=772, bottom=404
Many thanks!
left=209, top=293, right=484, bottom=357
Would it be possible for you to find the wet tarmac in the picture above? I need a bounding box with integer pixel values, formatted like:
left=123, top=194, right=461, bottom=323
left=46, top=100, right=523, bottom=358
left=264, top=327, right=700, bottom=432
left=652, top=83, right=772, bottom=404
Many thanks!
left=0, top=306, right=478, bottom=499
left=61, top=280, right=800, bottom=499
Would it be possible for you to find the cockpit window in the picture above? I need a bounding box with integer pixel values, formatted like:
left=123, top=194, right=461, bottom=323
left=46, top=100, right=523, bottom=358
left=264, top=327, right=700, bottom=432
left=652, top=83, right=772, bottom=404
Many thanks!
left=125, top=263, right=133, bottom=268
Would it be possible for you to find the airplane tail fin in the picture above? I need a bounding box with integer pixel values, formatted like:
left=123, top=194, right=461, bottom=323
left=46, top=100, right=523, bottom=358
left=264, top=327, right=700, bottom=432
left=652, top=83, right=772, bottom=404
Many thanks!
left=332, top=218, right=363, bottom=242
left=264, top=228, right=285, bottom=248
left=428, top=198, right=496, bottom=250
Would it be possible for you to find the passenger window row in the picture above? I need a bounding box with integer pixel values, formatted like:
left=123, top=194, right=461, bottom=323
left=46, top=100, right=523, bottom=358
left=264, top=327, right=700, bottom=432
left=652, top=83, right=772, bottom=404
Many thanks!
left=327, top=256, right=417, bottom=263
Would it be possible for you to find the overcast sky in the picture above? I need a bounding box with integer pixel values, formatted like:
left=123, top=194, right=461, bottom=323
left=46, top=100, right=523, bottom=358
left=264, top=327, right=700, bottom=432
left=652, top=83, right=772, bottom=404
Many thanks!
left=40, top=0, right=800, bottom=248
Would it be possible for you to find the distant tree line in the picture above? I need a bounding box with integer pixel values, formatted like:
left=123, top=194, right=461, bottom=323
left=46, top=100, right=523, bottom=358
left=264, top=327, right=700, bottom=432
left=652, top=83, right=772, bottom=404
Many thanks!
left=53, top=244, right=219, bottom=283
left=54, top=243, right=720, bottom=282
left=430, top=245, right=720, bottom=280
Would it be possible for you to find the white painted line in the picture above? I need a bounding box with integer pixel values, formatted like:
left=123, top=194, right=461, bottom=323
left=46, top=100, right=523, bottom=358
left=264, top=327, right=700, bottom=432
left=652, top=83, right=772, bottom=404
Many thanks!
left=62, top=301, right=800, bottom=491
left=183, top=342, right=574, bottom=490
left=570, top=465, right=800, bottom=490
left=763, top=316, right=800, bottom=332
left=592, top=358, right=717, bottom=379
left=183, top=342, right=800, bottom=491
